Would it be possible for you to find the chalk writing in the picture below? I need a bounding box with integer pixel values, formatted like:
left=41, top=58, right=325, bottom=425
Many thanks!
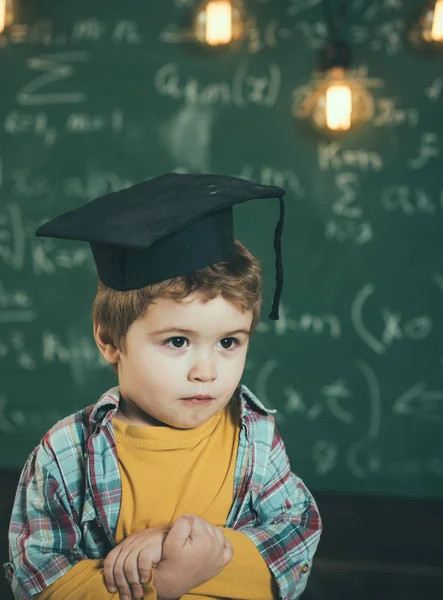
left=257, top=302, right=341, bottom=339
left=0, top=328, right=107, bottom=385
left=347, top=360, right=381, bottom=479
left=0, top=202, right=93, bottom=274
left=154, top=62, right=281, bottom=109
left=4, top=109, right=124, bottom=146
left=237, top=165, right=305, bottom=197
left=351, top=284, right=433, bottom=355
left=73, top=18, right=142, bottom=44
left=312, top=440, right=338, bottom=476
left=17, top=52, right=89, bottom=106
left=159, top=16, right=294, bottom=55
left=318, top=143, right=383, bottom=171
left=284, top=378, right=355, bottom=423
left=408, top=133, right=439, bottom=170
left=0, top=281, right=36, bottom=323
left=326, top=173, right=373, bottom=245
left=425, top=78, right=443, bottom=103
left=381, top=186, right=443, bottom=215
left=255, top=355, right=382, bottom=479
left=0, top=0, right=442, bottom=495
left=67, top=109, right=124, bottom=134
left=4, top=110, right=56, bottom=145
left=0, top=18, right=143, bottom=47
left=325, top=219, right=373, bottom=245
left=289, top=2, right=405, bottom=54
left=0, top=394, right=65, bottom=434
left=245, top=17, right=294, bottom=54
left=373, top=18, right=404, bottom=55
left=0, top=204, right=26, bottom=271
left=393, top=382, right=443, bottom=424
left=373, top=98, right=419, bottom=128
left=42, top=330, right=108, bottom=386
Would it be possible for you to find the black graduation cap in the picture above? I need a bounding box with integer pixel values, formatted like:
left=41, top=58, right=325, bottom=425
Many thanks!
left=36, top=173, right=286, bottom=320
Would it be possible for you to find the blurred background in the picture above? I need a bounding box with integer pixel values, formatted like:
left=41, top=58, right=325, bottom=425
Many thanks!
left=1, top=0, right=443, bottom=598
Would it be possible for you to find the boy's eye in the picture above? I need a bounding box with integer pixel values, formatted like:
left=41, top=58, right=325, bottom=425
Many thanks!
left=165, top=336, right=189, bottom=349
left=218, top=337, right=239, bottom=350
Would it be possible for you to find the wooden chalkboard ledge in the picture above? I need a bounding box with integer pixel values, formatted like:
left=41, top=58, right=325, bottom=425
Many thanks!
left=314, top=490, right=443, bottom=567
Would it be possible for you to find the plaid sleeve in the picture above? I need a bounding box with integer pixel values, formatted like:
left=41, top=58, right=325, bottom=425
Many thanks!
left=4, top=442, right=88, bottom=599
left=240, top=421, right=323, bottom=600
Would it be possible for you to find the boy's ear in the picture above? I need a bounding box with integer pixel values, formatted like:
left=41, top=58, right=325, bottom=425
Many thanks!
left=93, top=322, right=120, bottom=364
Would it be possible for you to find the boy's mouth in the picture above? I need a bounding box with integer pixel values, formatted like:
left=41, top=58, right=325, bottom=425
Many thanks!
left=181, top=395, right=214, bottom=403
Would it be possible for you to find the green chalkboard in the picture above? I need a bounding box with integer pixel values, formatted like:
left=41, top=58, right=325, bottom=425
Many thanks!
left=1, top=0, right=442, bottom=499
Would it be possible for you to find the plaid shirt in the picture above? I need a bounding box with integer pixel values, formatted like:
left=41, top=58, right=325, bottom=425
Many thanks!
left=4, top=384, right=322, bottom=600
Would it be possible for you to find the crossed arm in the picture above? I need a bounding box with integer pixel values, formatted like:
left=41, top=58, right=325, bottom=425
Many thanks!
left=35, top=523, right=277, bottom=600
left=8, top=423, right=321, bottom=600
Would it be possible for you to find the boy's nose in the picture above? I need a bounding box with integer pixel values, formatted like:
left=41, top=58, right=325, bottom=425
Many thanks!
left=188, top=358, right=217, bottom=382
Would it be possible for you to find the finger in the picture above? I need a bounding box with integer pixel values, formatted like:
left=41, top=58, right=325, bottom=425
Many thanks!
left=123, top=550, right=143, bottom=598
left=113, top=550, right=133, bottom=600
left=138, top=547, right=157, bottom=584
left=196, top=516, right=219, bottom=540
left=212, top=525, right=226, bottom=546
left=172, top=515, right=193, bottom=533
left=192, top=515, right=215, bottom=538
left=188, top=515, right=203, bottom=537
left=203, top=520, right=217, bottom=538
left=223, top=538, right=234, bottom=563
left=123, top=550, right=144, bottom=599
left=207, top=523, right=226, bottom=552
left=160, top=526, right=171, bottom=541
left=103, top=549, right=121, bottom=593
left=151, top=524, right=171, bottom=538
left=224, top=536, right=233, bottom=550
left=163, top=515, right=193, bottom=553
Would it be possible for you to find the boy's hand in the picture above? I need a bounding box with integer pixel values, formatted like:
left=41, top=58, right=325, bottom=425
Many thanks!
left=104, top=524, right=170, bottom=600
left=154, top=514, right=233, bottom=600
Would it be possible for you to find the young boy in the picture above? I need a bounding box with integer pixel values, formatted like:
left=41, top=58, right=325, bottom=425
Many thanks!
left=4, top=174, right=322, bottom=600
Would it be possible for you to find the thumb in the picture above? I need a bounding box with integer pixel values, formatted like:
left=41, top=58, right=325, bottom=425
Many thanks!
left=163, top=516, right=192, bottom=551
left=223, top=537, right=234, bottom=563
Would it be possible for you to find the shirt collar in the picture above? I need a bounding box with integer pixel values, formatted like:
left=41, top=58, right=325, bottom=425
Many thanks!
left=90, top=386, right=120, bottom=427
left=237, top=384, right=277, bottom=417
left=89, top=383, right=276, bottom=429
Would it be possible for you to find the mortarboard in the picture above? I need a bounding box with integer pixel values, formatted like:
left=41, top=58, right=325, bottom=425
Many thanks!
left=36, top=173, right=286, bottom=320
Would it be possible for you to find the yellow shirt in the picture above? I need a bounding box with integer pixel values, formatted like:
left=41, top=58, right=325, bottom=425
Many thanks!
left=37, top=399, right=278, bottom=599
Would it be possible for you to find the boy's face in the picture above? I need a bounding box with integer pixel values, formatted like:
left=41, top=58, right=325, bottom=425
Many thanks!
left=110, top=293, right=253, bottom=429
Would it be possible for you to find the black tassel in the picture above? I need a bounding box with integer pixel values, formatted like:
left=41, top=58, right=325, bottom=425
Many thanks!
left=268, top=196, right=285, bottom=321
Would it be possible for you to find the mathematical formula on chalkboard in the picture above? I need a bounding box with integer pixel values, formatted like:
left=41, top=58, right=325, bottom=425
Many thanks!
left=0, top=0, right=442, bottom=498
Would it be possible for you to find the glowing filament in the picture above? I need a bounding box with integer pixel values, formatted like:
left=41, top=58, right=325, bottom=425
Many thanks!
left=0, top=0, right=13, bottom=33
left=0, top=0, right=6, bottom=33
left=431, top=0, right=443, bottom=41
left=325, top=84, right=352, bottom=131
left=206, top=1, right=232, bottom=45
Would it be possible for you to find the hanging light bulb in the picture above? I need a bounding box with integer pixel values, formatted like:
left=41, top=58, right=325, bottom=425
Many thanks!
left=324, top=72, right=352, bottom=131
left=431, top=0, right=443, bottom=39
left=194, top=0, right=245, bottom=46
left=293, top=43, right=374, bottom=135
left=409, top=0, right=443, bottom=49
left=0, top=0, right=14, bottom=34
left=311, top=67, right=373, bottom=133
